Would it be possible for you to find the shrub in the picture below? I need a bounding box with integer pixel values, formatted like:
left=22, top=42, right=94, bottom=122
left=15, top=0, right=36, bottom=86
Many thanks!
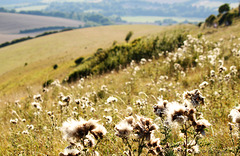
left=67, top=32, right=187, bottom=83
left=125, top=31, right=133, bottom=43
left=205, top=15, right=217, bottom=27
left=74, top=57, right=84, bottom=65
left=0, top=42, right=10, bottom=48
left=218, top=3, right=230, bottom=14
left=35, top=31, right=58, bottom=38
left=67, top=66, right=92, bottom=83
left=53, top=64, right=58, bottom=70
left=43, top=79, right=54, bottom=87
left=218, top=12, right=235, bottom=26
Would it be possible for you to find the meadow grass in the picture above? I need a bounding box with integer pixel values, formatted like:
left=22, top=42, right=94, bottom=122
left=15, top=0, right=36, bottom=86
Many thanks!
left=1, top=20, right=240, bottom=155
left=0, top=24, right=197, bottom=98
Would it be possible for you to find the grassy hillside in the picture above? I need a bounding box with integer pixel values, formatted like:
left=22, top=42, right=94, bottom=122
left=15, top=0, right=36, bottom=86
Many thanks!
left=0, top=12, right=84, bottom=43
left=0, top=24, right=197, bottom=98
left=1, top=20, right=240, bottom=155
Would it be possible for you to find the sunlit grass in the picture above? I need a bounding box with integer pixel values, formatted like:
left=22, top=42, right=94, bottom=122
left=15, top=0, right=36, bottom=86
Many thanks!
left=1, top=20, right=240, bottom=155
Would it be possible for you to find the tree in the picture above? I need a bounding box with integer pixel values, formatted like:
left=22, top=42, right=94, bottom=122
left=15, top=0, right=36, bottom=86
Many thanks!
left=125, top=31, right=133, bottom=43
left=218, top=3, right=230, bottom=14
left=205, top=14, right=217, bottom=27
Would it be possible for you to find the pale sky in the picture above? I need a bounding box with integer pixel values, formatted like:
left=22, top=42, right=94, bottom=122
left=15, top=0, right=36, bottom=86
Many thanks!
left=192, top=1, right=239, bottom=8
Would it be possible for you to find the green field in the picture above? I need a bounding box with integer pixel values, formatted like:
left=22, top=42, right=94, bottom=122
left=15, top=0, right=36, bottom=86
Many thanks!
left=122, top=16, right=205, bottom=23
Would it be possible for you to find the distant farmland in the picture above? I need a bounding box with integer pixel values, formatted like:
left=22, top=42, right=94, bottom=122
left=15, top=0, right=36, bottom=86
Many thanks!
left=0, top=12, right=84, bottom=43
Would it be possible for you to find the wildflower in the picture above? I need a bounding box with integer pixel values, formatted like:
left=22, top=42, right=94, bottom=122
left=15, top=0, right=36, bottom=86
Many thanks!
left=73, top=107, right=78, bottom=111
left=62, top=95, right=71, bottom=105
left=72, top=111, right=78, bottom=117
left=59, top=148, right=80, bottom=156
left=183, top=89, right=204, bottom=107
left=224, top=74, right=231, bottom=82
left=228, top=107, right=240, bottom=124
left=181, top=71, right=186, bottom=77
left=104, top=108, right=111, bottom=113
left=148, top=149, right=157, bottom=155
left=84, top=134, right=96, bottom=147
left=174, top=63, right=182, bottom=71
left=155, top=145, right=164, bottom=155
left=61, top=118, right=106, bottom=143
left=130, top=60, right=135, bottom=67
left=58, top=92, right=64, bottom=100
left=218, top=60, right=224, bottom=66
left=121, top=92, right=127, bottom=95
left=58, top=101, right=67, bottom=107
left=61, top=119, right=89, bottom=142
left=31, top=102, right=40, bottom=108
left=106, top=96, right=118, bottom=104
left=210, top=70, right=215, bottom=77
left=159, top=88, right=166, bottom=92
left=187, top=108, right=197, bottom=125
left=140, top=58, right=147, bottom=65
left=115, top=120, right=133, bottom=138
left=167, top=102, right=188, bottom=125
left=195, top=119, right=211, bottom=136
left=125, top=116, right=135, bottom=125
left=153, top=99, right=168, bottom=117
left=75, top=99, right=81, bottom=105
left=33, top=94, right=42, bottom=102
left=90, top=123, right=107, bottom=140
left=134, top=115, right=158, bottom=141
left=90, top=107, right=96, bottom=113
left=10, top=118, right=18, bottom=124
left=27, top=125, right=34, bottom=130
left=47, top=111, right=53, bottom=116
left=230, top=66, right=237, bottom=76
left=103, top=116, right=112, bottom=124
left=12, top=110, right=17, bottom=115
left=147, top=138, right=160, bottom=148
left=134, top=66, right=140, bottom=72
left=22, top=130, right=29, bottom=135
left=192, top=144, right=200, bottom=154
left=51, top=79, right=61, bottom=87
left=32, top=102, right=42, bottom=111
left=219, top=66, right=227, bottom=73
left=14, top=100, right=20, bottom=105
left=126, top=107, right=133, bottom=116
left=93, top=151, right=99, bottom=156
left=101, top=85, right=108, bottom=92
left=34, top=112, right=40, bottom=116
left=22, top=119, right=26, bottom=122
left=228, top=122, right=235, bottom=131
left=199, top=81, right=209, bottom=89
left=42, top=88, right=49, bottom=93
left=134, top=99, right=147, bottom=108
left=174, top=146, right=182, bottom=153
left=14, top=100, right=21, bottom=108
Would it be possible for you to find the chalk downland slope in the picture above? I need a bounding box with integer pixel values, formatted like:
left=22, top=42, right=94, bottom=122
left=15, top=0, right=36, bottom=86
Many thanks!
left=0, top=24, right=197, bottom=97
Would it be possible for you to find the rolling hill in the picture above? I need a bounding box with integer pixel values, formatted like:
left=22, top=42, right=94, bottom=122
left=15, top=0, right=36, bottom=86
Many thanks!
left=0, top=24, right=196, bottom=97
left=0, top=12, right=84, bottom=43
left=1, top=17, right=240, bottom=155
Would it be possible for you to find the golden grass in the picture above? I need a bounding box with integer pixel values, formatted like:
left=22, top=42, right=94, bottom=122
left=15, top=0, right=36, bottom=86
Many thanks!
left=0, top=24, right=197, bottom=98
left=1, top=20, right=240, bottom=155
